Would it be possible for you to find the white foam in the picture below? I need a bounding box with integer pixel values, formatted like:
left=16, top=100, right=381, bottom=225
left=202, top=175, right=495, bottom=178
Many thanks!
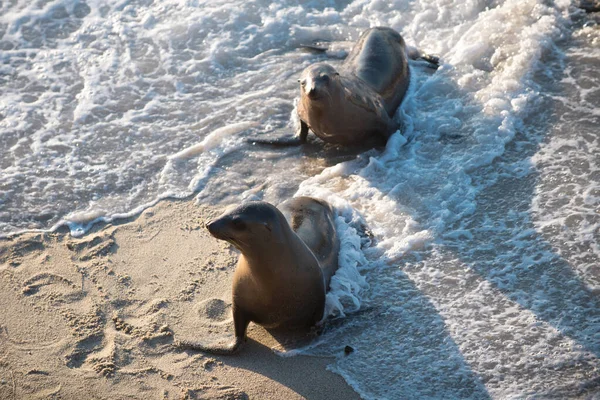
left=169, top=121, right=256, bottom=160
left=323, top=211, right=370, bottom=319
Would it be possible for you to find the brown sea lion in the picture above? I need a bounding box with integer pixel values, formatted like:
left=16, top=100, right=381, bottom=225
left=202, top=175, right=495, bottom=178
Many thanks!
left=176, top=197, right=340, bottom=354
left=294, top=26, right=437, bottom=145
left=251, top=27, right=438, bottom=147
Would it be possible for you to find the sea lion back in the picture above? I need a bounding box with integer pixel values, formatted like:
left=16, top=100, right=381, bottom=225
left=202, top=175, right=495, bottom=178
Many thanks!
left=342, top=27, right=409, bottom=115
left=278, top=197, right=340, bottom=288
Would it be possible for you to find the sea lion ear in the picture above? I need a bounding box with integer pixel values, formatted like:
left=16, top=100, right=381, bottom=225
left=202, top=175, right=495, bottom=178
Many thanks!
left=263, top=222, right=272, bottom=232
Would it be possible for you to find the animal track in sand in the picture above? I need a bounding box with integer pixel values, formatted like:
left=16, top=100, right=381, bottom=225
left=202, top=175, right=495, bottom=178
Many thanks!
left=62, top=307, right=106, bottom=369
left=0, top=307, right=68, bottom=350
left=63, top=302, right=175, bottom=377
left=0, top=273, right=70, bottom=349
left=145, top=298, right=169, bottom=314
left=81, top=329, right=125, bottom=377
left=66, top=231, right=116, bottom=262
left=22, top=272, right=77, bottom=295
left=178, top=278, right=206, bottom=301
left=112, top=314, right=173, bottom=342
left=0, top=235, right=45, bottom=267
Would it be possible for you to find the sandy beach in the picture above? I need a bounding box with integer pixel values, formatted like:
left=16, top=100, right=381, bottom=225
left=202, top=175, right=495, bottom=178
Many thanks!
left=0, top=199, right=361, bottom=399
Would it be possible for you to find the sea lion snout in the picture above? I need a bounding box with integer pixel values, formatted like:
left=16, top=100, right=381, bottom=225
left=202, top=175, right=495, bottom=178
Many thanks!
left=300, top=77, right=321, bottom=100
left=300, top=64, right=339, bottom=101
left=206, top=202, right=281, bottom=246
left=206, top=218, right=226, bottom=238
left=206, top=215, right=247, bottom=238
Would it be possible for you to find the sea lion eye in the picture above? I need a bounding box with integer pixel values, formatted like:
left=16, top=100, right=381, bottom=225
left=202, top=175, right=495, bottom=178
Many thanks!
left=321, top=75, right=329, bottom=82
left=231, top=218, right=246, bottom=231
left=299, top=79, right=306, bottom=87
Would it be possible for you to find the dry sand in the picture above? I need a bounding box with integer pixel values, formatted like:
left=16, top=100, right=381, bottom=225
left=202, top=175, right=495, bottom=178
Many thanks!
left=0, top=200, right=361, bottom=400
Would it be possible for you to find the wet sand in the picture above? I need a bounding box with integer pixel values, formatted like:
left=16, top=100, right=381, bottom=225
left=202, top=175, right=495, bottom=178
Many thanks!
left=0, top=200, right=360, bottom=400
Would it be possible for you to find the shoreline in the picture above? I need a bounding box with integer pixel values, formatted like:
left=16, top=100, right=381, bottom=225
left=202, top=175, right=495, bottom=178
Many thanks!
left=0, top=198, right=361, bottom=399
left=0, top=193, right=199, bottom=240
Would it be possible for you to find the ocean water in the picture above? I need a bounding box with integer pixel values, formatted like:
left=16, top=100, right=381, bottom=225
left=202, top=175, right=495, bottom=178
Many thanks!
left=1, top=0, right=599, bottom=398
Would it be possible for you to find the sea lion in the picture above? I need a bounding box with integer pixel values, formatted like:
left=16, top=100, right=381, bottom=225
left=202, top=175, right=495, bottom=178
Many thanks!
left=176, top=197, right=340, bottom=354
left=297, top=27, right=410, bottom=144
left=251, top=27, right=438, bottom=146
left=296, top=27, right=414, bottom=145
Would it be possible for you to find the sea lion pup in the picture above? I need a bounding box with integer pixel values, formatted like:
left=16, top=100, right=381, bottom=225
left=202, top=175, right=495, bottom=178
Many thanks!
left=176, top=197, right=340, bottom=354
left=252, top=27, right=438, bottom=146
left=297, top=27, right=416, bottom=145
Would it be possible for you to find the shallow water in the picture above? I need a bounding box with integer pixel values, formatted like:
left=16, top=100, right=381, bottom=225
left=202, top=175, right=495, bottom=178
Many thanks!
left=1, top=0, right=599, bottom=398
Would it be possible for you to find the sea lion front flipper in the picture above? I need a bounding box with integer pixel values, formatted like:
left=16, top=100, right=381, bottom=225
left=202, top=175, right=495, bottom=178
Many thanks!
left=299, top=39, right=332, bottom=53
left=247, top=122, right=308, bottom=147
left=176, top=307, right=249, bottom=355
left=247, top=136, right=304, bottom=147
left=298, top=40, right=354, bottom=58
left=297, top=119, right=309, bottom=142
left=175, top=336, right=244, bottom=355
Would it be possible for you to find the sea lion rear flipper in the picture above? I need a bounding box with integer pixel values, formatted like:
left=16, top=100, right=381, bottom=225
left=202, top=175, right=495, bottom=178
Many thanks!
left=299, top=39, right=332, bottom=53
left=419, top=53, right=440, bottom=69
left=406, top=46, right=440, bottom=69
left=579, top=1, right=600, bottom=12
left=299, top=44, right=328, bottom=53
left=248, top=136, right=304, bottom=147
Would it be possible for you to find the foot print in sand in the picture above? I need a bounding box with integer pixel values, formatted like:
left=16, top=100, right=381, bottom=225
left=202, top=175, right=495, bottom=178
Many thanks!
left=22, top=272, right=77, bottom=295
left=112, top=314, right=173, bottom=343
left=21, top=271, right=88, bottom=308
left=0, top=276, right=70, bottom=350
left=63, top=307, right=106, bottom=369
left=173, top=298, right=234, bottom=349
left=66, top=231, right=116, bottom=262
left=0, top=235, right=45, bottom=267
left=80, top=329, right=124, bottom=377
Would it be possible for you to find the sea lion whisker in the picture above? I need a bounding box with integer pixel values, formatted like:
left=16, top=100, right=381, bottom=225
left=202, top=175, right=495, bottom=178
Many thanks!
left=227, top=237, right=249, bottom=249
left=324, top=88, right=333, bottom=108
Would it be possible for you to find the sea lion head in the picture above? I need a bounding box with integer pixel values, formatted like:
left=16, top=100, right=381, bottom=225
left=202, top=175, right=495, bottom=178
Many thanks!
left=206, top=201, right=286, bottom=251
left=298, top=63, right=340, bottom=101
